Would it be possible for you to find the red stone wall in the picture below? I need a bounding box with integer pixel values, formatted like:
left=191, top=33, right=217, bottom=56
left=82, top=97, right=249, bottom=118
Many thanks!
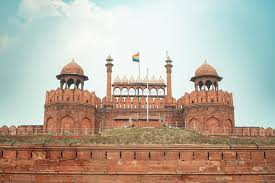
left=42, top=87, right=236, bottom=136
left=96, top=108, right=184, bottom=130
left=1, top=125, right=275, bottom=137
left=0, top=144, right=274, bottom=182
left=44, top=89, right=100, bottom=134
left=177, top=90, right=235, bottom=135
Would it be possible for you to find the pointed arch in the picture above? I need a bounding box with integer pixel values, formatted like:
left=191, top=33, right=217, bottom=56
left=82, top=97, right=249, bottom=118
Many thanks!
left=81, top=117, right=91, bottom=134
left=81, top=117, right=91, bottom=129
left=61, top=115, right=74, bottom=133
left=189, top=118, right=199, bottom=130
left=224, top=118, right=233, bottom=129
left=206, top=117, right=219, bottom=129
left=46, top=117, right=55, bottom=132
left=150, top=88, right=157, bottom=96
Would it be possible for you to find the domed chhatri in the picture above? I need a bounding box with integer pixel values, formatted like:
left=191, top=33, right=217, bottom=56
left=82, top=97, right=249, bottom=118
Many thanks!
left=195, top=61, right=218, bottom=77
left=60, top=59, right=85, bottom=76
left=191, top=61, right=222, bottom=91
left=56, top=59, right=88, bottom=90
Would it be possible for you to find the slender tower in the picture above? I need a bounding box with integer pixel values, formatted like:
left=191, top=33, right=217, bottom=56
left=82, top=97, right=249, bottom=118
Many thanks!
left=165, top=54, right=173, bottom=99
left=105, top=54, right=113, bottom=104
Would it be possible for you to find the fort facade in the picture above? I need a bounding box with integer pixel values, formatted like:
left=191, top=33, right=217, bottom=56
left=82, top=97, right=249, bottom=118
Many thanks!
left=1, top=55, right=274, bottom=136
left=1, top=55, right=275, bottom=182
left=43, top=55, right=236, bottom=135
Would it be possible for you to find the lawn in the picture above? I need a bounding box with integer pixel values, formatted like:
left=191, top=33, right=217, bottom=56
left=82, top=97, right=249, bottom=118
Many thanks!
left=0, top=127, right=274, bottom=145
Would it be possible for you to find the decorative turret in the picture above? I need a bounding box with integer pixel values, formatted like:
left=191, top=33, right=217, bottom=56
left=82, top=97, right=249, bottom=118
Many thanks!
left=44, top=59, right=97, bottom=135
left=190, top=60, right=222, bottom=91
left=56, top=59, right=88, bottom=90
left=183, top=60, right=234, bottom=134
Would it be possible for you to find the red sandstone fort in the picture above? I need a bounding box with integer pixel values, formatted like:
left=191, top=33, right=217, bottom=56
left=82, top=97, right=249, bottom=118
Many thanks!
left=1, top=55, right=274, bottom=136
left=42, top=55, right=237, bottom=135
left=0, top=55, right=275, bottom=182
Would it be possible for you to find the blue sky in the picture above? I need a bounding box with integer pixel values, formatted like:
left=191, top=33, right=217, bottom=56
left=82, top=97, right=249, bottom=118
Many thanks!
left=0, top=0, right=274, bottom=127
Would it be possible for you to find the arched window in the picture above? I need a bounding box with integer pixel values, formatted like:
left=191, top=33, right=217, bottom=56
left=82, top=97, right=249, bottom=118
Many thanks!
left=143, top=88, right=149, bottom=96
left=129, top=88, right=135, bottom=95
left=76, top=80, right=81, bottom=89
left=113, top=88, right=121, bottom=95
left=198, top=81, right=204, bottom=90
left=151, top=88, right=157, bottom=96
left=61, top=79, right=66, bottom=89
left=67, top=79, right=74, bottom=89
left=157, top=88, right=164, bottom=96
left=205, top=80, right=213, bottom=90
left=121, top=88, right=128, bottom=95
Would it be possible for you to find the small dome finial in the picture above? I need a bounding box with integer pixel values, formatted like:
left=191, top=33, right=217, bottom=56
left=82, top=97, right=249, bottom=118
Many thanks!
left=106, top=54, right=113, bottom=63
left=204, top=59, right=207, bottom=64
left=166, top=50, right=171, bottom=60
left=165, top=50, right=172, bottom=64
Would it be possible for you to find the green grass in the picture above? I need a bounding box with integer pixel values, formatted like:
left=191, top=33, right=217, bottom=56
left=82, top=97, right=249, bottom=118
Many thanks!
left=0, top=127, right=275, bottom=145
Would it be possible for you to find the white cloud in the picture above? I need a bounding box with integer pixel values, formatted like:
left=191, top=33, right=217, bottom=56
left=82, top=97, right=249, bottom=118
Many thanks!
left=19, top=0, right=104, bottom=20
left=19, top=0, right=64, bottom=19
left=17, top=0, right=198, bottom=93
left=4, top=0, right=271, bottom=127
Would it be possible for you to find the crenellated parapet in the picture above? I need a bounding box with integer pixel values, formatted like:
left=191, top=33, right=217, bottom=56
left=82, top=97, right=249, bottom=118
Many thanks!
left=45, top=88, right=101, bottom=107
left=177, top=90, right=233, bottom=108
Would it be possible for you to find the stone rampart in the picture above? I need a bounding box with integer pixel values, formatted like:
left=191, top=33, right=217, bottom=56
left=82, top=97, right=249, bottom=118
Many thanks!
left=0, top=144, right=274, bottom=182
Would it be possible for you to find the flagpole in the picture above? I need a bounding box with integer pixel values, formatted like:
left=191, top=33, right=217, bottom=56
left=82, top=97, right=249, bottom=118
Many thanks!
left=138, top=59, right=141, bottom=78
left=146, top=68, right=149, bottom=122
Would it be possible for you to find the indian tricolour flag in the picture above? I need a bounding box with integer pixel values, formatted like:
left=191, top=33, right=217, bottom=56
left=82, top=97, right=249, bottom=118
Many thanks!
left=132, top=52, right=140, bottom=62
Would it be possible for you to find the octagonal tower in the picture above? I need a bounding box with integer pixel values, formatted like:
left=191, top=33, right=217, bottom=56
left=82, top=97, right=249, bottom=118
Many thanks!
left=178, top=61, right=235, bottom=135
left=44, top=59, right=100, bottom=135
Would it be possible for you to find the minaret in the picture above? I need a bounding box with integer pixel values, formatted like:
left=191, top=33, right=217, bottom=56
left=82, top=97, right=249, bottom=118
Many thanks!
left=105, top=54, right=113, bottom=102
left=165, top=54, right=173, bottom=99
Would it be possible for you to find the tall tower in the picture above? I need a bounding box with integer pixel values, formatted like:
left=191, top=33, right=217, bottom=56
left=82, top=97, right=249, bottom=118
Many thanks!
left=105, top=54, right=113, bottom=103
left=165, top=55, right=173, bottom=99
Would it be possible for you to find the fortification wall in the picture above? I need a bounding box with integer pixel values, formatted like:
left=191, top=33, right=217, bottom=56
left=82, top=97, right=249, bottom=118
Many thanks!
left=95, top=108, right=184, bottom=130
left=0, top=144, right=274, bottom=182
left=198, top=127, right=275, bottom=136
